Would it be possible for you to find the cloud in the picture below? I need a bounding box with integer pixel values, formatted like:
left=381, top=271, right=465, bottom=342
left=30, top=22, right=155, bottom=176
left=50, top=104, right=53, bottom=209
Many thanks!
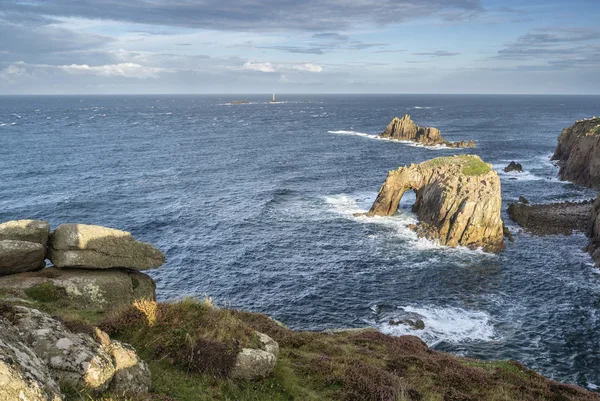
left=243, top=61, right=322, bottom=73
left=257, top=45, right=326, bottom=55
left=0, top=62, right=29, bottom=83
left=3, top=0, right=483, bottom=32
left=58, top=63, right=166, bottom=78
left=412, top=51, right=460, bottom=57
left=312, top=33, right=349, bottom=41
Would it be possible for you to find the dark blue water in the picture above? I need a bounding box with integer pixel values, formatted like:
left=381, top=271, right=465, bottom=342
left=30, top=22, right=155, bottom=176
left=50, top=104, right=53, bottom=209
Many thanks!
left=1, top=94, right=600, bottom=389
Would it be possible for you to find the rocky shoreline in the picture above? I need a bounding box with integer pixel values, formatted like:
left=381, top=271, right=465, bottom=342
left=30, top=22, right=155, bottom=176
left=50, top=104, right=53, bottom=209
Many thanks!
left=507, top=199, right=594, bottom=236
left=378, top=114, right=475, bottom=148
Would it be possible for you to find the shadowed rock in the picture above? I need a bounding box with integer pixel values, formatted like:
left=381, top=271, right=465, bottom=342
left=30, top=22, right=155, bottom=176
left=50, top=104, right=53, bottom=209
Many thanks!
left=552, top=117, right=600, bottom=188
left=508, top=200, right=593, bottom=236
left=0, top=266, right=155, bottom=311
left=0, top=240, right=46, bottom=276
left=365, top=155, right=504, bottom=252
left=503, top=161, right=523, bottom=173
left=48, top=224, right=165, bottom=270
left=378, top=115, right=475, bottom=148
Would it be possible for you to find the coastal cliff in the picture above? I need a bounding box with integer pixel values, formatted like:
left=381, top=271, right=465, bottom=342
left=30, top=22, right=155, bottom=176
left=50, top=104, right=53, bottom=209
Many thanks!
left=379, top=114, right=475, bottom=148
left=552, top=117, right=600, bottom=188
left=2, top=220, right=599, bottom=400
left=366, top=155, right=505, bottom=252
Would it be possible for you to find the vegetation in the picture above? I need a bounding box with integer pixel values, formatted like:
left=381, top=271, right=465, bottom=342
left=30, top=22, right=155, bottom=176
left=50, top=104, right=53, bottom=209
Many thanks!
left=3, top=297, right=598, bottom=401
left=587, top=124, right=600, bottom=136
left=23, top=281, right=68, bottom=303
left=424, top=155, right=492, bottom=176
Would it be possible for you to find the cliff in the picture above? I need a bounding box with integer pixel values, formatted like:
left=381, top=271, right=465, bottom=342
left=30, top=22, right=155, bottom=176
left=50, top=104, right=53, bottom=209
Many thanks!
left=379, top=114, right=475, bottom=148
left=366, top=155, right=505, bottom=252
left=552, top=117, right=600, bottom=188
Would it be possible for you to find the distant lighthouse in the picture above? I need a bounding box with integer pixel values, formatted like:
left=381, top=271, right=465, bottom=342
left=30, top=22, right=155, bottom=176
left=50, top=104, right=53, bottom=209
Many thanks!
left=272, top=93, right=275, bottom=102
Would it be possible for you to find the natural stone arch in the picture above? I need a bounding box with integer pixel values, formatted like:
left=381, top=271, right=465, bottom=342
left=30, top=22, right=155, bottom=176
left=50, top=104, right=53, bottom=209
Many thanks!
left=364, top=155, right=505, bottom=252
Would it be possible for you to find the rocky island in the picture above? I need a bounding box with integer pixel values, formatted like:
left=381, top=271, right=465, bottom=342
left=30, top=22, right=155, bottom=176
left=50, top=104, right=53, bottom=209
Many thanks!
left=365, top=155, right=505, bottom=252
left=2, top=219, right=600, bottom=400
left=379, top=114, right=476, bottom=148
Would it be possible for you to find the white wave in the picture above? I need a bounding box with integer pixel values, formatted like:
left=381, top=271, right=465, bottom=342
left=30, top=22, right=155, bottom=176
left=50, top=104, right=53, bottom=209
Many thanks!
left=323, top=194, right=493, bottom=255
left=0, top=123, right=6, bottom=127
left=413, top=106, right=432, bottom=109
left=327, top=130, right=454, bottom=150
left=371, top=304, right=499, bottom=346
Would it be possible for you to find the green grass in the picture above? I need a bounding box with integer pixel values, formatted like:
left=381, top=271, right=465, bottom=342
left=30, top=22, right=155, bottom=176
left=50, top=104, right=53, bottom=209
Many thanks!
left=23, top=282, right=68, bottom=303
left=10, top=298, right=598, bottom=401
left=424, top=155, right=492, bottom=176
left=587, top=124, right=600, bottom=136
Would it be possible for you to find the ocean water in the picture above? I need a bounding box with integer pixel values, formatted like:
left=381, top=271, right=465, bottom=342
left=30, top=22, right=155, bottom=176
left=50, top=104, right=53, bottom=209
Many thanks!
left=1, top=94, right=600, bottom=389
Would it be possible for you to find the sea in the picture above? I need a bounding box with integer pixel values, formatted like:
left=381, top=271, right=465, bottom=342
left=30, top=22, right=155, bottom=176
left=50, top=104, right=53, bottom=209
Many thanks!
left=1, top=94, right=599, bottom=389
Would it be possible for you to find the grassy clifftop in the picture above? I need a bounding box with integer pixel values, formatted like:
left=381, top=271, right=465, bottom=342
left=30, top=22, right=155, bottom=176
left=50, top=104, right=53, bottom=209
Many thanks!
left=34, top=298, right=598, bottom=401
left=424, top=155, right=492, bottom=176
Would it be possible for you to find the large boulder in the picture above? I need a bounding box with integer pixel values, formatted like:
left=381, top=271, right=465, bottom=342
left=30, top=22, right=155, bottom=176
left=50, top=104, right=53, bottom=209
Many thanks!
left=48, top=224, right=165, bottom=270
left=365, top=155, right=505, bottom=252
left=108, top=340, right=151, bottom=395
left=11, top=307, right=116, bottom=392
left=230, top=331, right=278, bottom=380
left=552, top=117, right=600, bottom=188
left=0, top=316, right=63, bottom=401
left=0, top=240, right=46, bottom=276
left=378, top=114, right=475, bottom=148
left=0, top=219, right=50, bottom=246
left=0, top=267, right=155, bottom=311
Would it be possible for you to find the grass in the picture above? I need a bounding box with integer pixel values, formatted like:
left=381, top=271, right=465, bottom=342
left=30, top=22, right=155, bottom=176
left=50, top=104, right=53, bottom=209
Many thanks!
left=23, top=282, right=68, bottom=303
left=587, top=124, right=600, bottom=136
left=5, top=297, right=599, bottom=401
left=424, top=155, right=492, bottom=176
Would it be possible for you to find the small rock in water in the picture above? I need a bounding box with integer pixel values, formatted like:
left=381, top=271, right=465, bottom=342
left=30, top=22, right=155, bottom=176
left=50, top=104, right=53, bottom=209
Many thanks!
left=504, top=161, right=523, bottom=173
left=519, top=196, right=529, bottom=204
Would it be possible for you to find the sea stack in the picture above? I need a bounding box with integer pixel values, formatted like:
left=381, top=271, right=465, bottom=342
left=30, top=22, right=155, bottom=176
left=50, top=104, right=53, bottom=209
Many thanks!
left=365, top=155, right=504, bottom=252
left=552, top=117, right=600, bottom=188
left=378, top=114, right=475, bottom=148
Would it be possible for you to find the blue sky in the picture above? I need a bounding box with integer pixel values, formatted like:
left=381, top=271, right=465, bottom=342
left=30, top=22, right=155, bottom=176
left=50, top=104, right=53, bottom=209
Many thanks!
left=0, top=0, right=599, bottom=94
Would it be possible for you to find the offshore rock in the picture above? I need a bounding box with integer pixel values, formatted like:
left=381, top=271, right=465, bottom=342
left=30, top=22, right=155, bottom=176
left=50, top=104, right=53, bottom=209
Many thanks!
left=378, top=114, right=475, bottom=148
left=0, top=219, right=50, bottom=247
left=0, top=240, right=46, bottom=276
left=552, top=117, right=600, bottom=188
left=48, top=223, right=165, bottom=270
left=366, top=155, right=504, bottom=252
left=0, top=266, right=156, bottom=311
left=508, top=200, right=593, bottom=236
left=503, top=161, right=523, bottom=173
left=0, top=316, right=63, bottom=401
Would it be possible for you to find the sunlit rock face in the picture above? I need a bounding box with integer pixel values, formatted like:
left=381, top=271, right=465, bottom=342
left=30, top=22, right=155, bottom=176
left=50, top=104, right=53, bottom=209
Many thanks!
left=379, top=114, right=475, bottom=148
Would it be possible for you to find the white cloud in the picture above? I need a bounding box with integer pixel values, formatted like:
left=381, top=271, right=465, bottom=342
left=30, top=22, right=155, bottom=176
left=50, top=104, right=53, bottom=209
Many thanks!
left=0, top=62, right=29, bottom=82
left=243, top=61, right=322, bottom=73
left=58, top=62, right=165, bottom=79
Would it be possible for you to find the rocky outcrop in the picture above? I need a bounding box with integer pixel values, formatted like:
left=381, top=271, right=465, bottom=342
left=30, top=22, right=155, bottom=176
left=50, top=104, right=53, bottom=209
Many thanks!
left=3, top=306, right=151, bottom=396
left=378, top=115, right=475, bottom=148
left=48, top=223, right=165, bottom=270
left=586, top=198, right=600, bottom=265
left=0, top=220, right=50, bottom=246
left=0, top=316, right=63, bottom=401
left=0, top=267, right=155, bottom=310
left=508, top=200, right=593, bottom=236
left=0, top=240, right=46, bottom=276
left=504, top=161, right=523, bottom=173
left=365, top=155, right=504, bottom=252
left=231, top=331, right=279, bottom=379
left=552, top=117, right=600, bottom=188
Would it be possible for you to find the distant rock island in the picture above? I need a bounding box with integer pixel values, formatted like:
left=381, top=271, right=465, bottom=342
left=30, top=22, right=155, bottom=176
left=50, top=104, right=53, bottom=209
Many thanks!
left=552, top=117, right=600, bottom=188
left=364, top=155, right=505, bottom=252
left=379, top=114, right=475, bottom=148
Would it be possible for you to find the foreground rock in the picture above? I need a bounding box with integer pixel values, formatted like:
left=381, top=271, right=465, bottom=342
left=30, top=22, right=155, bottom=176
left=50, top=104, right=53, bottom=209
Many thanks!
left=0, top=316, right=63, bottom=401
left=0, top=240, right=46, bottom=276
left=49, top=223, right=165, bottom=270
left=0, top=266, right=155, bottom=310
left=552, top=117, right=600, bottom=188
left=0, top=219, right=50, bottom=246
left=378, top=114, right=475, bottom=148
left=365, top=155, right=504, bottom=251
left=504, top=161, right=523, bottom=173
left=508, top=200, right=593, bottom=236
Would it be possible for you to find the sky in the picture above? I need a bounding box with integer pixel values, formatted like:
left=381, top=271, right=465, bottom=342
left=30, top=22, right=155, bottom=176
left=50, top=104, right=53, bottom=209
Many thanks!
left=0, top=0, right=599, bottom=94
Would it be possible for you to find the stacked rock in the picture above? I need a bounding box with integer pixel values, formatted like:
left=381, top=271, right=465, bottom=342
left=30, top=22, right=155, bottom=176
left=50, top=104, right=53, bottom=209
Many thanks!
left=0, top=221, right=164, bottom=310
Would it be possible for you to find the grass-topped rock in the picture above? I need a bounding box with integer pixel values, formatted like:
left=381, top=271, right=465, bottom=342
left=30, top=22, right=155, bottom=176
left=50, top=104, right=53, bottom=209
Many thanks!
left=365, top=155, right=505, bottom=251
